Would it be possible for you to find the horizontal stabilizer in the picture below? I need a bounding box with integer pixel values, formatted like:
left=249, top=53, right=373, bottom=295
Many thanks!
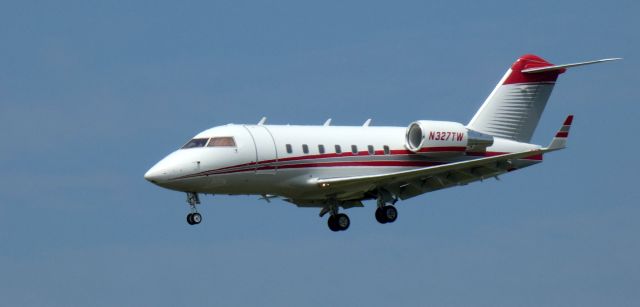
left=522, top=58, right=621, bottom=73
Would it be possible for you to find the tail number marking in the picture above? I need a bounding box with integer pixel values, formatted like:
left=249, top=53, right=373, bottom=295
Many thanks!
left=428, top=131, right=464, bottom=142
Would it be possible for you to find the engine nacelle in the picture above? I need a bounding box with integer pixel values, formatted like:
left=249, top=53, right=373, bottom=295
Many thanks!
left=405, top=120, right=494, bottom=157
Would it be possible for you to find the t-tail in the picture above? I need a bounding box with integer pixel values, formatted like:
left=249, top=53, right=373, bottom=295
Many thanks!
left=467, top=54, right=620, bottom=143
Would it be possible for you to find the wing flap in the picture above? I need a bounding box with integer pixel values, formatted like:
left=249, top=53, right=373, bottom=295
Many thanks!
left=311, top=149, right=547, bottom=190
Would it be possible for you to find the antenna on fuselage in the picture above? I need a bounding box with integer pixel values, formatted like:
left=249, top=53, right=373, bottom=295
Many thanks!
left=257, top=117, right=267, bottom=125
left=323, top=118, right=332, bottom=126
left=362, top=118, right=372, bottom=127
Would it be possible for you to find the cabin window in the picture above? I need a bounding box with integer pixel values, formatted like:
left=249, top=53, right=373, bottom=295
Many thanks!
left=302, top=144, right=309, bottom=154
left=318, top=144, right=325, bottom=154
left=351, top=145, right=358, bottom=154
left=367, top=145, right=375, bottom=155
left=182, top=138, right=208, bottom=149
left=286, top=144, right=293, bottom=154
left=383, top=145, right=390, bottom=155
left=207, top=137, right=236, bottom=147
left=335, top=145, right=342, bottom=154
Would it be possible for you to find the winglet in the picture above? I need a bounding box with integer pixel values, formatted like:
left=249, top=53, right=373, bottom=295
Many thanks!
left=546, top=115, right=573, bottom=151
left=257, top=117, right=267, bottom=125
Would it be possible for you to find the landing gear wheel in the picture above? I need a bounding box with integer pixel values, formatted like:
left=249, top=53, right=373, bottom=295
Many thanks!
left=327, top=214, right=350, bottom=231
left=375, top=206, right=398, bottom=224
left=382, top=206, right=398, bottom=223
left=375, top=207, right=387, bottom=224
left=191, top=212, right=202, bottom=224
left=335, top=213, right=350, bottom=231
left=327, top=215, right=340, bottom=232
left=186, top=212, right=202, bottom=225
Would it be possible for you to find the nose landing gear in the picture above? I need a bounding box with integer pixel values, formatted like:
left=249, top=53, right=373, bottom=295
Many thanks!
left=186, top=192, right=202, bottom=225
left=187, top=212, right=202, bottom=225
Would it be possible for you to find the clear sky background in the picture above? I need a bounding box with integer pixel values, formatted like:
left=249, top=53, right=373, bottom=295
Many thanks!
left=1, top=1, right=638, bottom=306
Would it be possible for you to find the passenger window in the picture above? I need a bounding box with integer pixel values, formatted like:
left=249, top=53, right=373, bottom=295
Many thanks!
left=335, top=145, right=342, bottom=154
left=383, top=145, right=390, bottom=155
left=368, top=145, right=375, bottom=155
left=286, top=144, right=293, bottom=154
left=318, top=144, right=325, bottom=154
left=351, top=145, right=358, bottom=154
left=182, top=138, right=208, bottom=149
left=302, top=144, right=309, bottom=154
left=207, top=137, right=236, bottom=147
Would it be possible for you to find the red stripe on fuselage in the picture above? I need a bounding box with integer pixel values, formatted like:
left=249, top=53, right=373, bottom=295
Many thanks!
left=211, top=147, right=464, bottom=172
left=174, top=149, right=543, bottom=180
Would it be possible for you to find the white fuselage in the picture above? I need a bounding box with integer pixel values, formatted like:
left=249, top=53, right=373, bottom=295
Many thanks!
left=144, top=124, right=541, bottom=202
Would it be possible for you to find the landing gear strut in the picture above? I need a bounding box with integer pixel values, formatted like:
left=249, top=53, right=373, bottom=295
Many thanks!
left=186, top=192, right=202, bottom=225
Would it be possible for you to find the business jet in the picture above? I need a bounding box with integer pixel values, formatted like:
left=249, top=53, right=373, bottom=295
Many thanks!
left=144, top=54, right=618, bottom=232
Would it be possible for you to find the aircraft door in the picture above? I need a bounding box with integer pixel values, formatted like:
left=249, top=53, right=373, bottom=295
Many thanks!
left=244, top=125, right=278, bottom=174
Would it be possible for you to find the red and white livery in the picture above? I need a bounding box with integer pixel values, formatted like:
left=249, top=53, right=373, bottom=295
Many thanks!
left=144, top=54, right=618, bottom=231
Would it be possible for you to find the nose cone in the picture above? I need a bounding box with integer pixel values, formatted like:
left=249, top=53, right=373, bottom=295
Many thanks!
left=144, top=156, right=176, bottom=185
left=144, top=165, right=164, bottom=184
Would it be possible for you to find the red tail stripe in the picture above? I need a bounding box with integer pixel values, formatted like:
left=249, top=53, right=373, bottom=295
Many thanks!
left=563, top=115, right=574, bottom=126
left=503, top=54, right=565, bottom=85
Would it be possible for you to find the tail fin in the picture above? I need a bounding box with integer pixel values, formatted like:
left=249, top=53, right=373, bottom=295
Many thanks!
left=467, top=54, right=619, bottom=143
left=546, top=115, right=573, bottom=151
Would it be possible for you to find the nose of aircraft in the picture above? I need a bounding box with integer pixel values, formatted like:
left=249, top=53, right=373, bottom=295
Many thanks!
left=144, top=156, right=176, bottom=184
left=145, top=149, right=205, bottom=187
left=144, top=165, right=163, bottom=183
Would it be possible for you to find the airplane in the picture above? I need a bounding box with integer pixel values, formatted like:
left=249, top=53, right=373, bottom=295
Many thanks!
left=144, top=54, right=619, bottom=232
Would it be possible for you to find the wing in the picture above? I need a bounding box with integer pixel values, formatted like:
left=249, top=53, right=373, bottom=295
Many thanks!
left=309, top=149, right=548, bottom=201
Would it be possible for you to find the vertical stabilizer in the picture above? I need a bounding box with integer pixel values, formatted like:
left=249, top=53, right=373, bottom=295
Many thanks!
left=467, top=55, right=619, bottom=143
left=467, top=54, right=562, bottom=143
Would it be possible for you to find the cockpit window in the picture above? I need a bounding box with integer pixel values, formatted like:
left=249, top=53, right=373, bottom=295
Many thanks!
left=207, top=137, right=236, bottom=147
left=181, top=138, right=208, bottom=149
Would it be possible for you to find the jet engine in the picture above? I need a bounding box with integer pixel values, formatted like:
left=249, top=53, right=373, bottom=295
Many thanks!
left=405, top=120, right=494, bottom=157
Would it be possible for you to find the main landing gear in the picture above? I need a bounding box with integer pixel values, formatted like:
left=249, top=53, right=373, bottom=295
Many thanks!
left=375, top=190, right=398, bottom=224
left=328, top=213, right=350, bottom=232
left=186, top=192, right=202, bottom=225
left=375, top=205, right=398, bottom=224
left=321, top=201, right=350, bottom=232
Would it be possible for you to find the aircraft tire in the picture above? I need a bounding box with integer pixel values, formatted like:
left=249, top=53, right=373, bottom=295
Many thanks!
left=383, top=206, right=398, bottom=223
left=375, top=208, right=388, bottom=224
left=186, top=213, right=195, bottom=225
left=336, top=213, right=350, bottom=231
left=327, top=215, right=340, bottom=232
left=191, top=212, right=202, bottom=224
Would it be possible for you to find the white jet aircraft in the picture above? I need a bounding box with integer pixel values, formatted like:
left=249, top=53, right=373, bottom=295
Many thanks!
left=145, top=54, right=619, bottom=231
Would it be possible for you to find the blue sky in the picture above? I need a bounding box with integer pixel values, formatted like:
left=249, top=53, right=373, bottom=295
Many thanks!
left=1, top=1, right=638, bottom=306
